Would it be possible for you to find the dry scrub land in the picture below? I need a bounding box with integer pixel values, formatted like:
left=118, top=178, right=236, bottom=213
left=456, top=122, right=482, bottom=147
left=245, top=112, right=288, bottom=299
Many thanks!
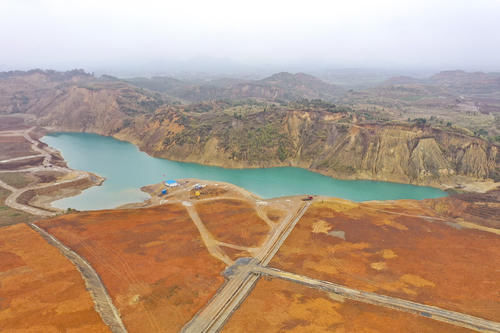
left=196, top=199, right=270, bottom=247
left=223, top=278, right=474, bottom=333
left=0, top=224, right=109, bottom=332
left=36, top=204, right=227, bottom=332
left=0, top=174, right=498, bottom=332
left=270, top=199, right=500, bottom=321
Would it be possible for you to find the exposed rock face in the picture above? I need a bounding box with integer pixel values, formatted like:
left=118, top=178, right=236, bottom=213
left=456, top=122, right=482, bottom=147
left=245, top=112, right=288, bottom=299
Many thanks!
left=457, top=143, right=495, bottom=178
left=114, top=110, right=498, bottom=187
left=409, top=138, right=452, bottom=181
left=0, top=70, right=165, bottom=134
left=1, top=70, right=498, bottom=188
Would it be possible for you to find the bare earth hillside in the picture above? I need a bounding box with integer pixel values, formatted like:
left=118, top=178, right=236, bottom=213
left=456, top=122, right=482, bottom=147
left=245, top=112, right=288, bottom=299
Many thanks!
left=0, top=70, right=498, bottom=189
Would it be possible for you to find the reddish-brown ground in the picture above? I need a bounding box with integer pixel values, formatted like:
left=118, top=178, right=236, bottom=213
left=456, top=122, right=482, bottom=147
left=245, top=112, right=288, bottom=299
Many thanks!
left=196, top=199, right=269, bottom=247
left=37, top=203, right=226, bottom=332
left=270, top=199, right=500, bottom=321
left=0, top=135, right=36, bottom=160
left=223, top=278, right=474, bottom=333
left=0, top=224, right=109, bottom=332
left=423, top=189, right=500, bottom=228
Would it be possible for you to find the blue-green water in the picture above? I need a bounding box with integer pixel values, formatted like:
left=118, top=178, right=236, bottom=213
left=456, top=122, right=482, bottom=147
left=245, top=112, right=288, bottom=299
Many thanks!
left=41, top=132, right=447, bottom=210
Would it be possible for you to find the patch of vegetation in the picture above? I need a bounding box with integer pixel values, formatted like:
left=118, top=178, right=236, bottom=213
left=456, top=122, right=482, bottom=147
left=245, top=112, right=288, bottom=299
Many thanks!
left=288, top=99, right=353, bottom=113
left=473, top=128, right=488, bottom=137
left=411, top=118, right=427, bottom=126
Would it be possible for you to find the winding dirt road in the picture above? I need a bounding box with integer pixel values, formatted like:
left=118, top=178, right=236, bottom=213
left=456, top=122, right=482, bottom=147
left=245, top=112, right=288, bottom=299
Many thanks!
left=0, top=127, right=93, bottom=216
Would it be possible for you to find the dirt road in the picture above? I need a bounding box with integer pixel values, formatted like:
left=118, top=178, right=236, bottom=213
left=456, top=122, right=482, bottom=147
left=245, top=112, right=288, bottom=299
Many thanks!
left=184, top=201, right=234, bottom=266
left=181, top=201, right=311, bottom=333
left=30, top=223, right=128, bottom=333
left=0, top=127, right=94, bottom=216
left=256, top=266, right=500, bottom=333
left=182, top=196, right=500, bottom=333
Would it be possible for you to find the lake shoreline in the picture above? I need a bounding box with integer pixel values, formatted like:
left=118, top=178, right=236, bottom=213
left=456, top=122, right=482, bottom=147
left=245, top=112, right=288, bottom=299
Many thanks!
left=40, top=131, right=452, bottom=210
left=41, top=128, right=499, bottom=194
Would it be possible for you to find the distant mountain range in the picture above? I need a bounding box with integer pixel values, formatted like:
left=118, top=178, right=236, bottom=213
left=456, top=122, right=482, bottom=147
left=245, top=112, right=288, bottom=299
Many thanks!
left=382, top=70, right=500, bottom=94
left=126, top=72, right=343, bottom=103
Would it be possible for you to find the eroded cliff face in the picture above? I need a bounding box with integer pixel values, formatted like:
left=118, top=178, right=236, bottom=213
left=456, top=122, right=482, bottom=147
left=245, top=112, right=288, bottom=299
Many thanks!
left=1, top=71, right=498, bottom=188
left=283, top=116, right=498, bottom=186
left=30, top=107, right=500, bottom=187
left=108, top=110, right=498, bottom=188
left=0, top=70, right=164, bottom=135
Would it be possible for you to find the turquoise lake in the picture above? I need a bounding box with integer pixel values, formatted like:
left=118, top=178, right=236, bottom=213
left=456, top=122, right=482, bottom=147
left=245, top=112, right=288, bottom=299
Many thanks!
left=41, top=132, right=447, bottom=210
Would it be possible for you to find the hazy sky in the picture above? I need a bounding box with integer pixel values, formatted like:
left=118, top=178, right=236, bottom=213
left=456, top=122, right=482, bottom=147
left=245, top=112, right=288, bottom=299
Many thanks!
left=1, top=0, right=500, bottom=73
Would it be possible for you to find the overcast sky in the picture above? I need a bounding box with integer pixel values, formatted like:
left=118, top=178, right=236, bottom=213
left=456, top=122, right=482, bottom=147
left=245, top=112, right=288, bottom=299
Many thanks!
left=1, top=0, right=500, bottom=73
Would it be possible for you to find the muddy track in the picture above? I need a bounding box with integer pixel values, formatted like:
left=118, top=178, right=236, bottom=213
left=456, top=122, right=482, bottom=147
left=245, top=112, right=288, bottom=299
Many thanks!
left=29, top=223, right=128, bottom=333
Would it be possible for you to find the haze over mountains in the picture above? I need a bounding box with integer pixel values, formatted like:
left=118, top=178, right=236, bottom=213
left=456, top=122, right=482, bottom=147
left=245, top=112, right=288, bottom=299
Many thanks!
left=126, top=72, right=343, bottom=102
left=117, top=69, right=500, bottom=103
left=2, top=1, right=500, bottom=74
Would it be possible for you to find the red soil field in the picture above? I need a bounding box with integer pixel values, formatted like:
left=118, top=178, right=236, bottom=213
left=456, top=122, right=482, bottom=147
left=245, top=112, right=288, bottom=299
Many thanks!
left=270, top=199, right=500, bottom=321
left=196, top=199, right=269, bottom=247
left=0, top=224, right=109, bottom=332
left=223, top=278, right=474, bottom=333
left=37, top=203, right=227, bottom=332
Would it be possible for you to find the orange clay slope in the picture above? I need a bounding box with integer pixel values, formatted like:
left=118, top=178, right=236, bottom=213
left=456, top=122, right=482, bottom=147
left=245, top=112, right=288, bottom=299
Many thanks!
left=36, top=203, right=227, bottom=333
left=223, top=277, right=475, bottom=333
left=0, top=223, right=110, bottom=332
left=270, top=198, right=500, bottom=322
